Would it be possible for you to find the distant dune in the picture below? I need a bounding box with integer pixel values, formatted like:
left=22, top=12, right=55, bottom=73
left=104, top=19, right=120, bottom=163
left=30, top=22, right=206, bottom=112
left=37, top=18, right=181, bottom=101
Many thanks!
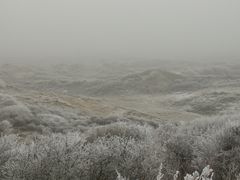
left=86, top=69, right=184, bottom=96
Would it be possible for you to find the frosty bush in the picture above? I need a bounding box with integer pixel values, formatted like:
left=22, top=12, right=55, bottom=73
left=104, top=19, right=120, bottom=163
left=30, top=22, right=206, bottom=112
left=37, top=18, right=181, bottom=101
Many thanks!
left=0, top=124, right=163, bottom=180
left=165, top=136, right=194, bottom=179
left=190, top=115, right=240, bottom=180
left=3, top=133, right=87, bottom=180
left=0, top=135, right=18, bottom=178
left=36, top=114, right=68, bottom=132
left=86, top=122, right=154, bottom=142
left=116, top=170, right=128, bottom=180
left=0, top=120, right=12, bottom=135
left=87, top=116, right=119, bottom=126
left=0, top=113, right=239, bottom=179
left=183, top=165, right=214, bottom=180
left=0, top=94, right=34, bottom=128
left=116, top=164, right=214, bottom=180
left=0, top=105, right=33, bottom=127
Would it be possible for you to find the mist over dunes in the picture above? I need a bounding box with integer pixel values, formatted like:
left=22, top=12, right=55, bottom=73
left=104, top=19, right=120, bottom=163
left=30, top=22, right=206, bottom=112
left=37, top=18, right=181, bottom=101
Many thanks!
left=1, top=0, right=240, bottom=179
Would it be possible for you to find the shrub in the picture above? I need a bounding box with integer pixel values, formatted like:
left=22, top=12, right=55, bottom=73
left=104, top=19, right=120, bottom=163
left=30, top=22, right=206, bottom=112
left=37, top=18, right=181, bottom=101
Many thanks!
left=0, top=135, right=18, bottom=178
left=86, top=122, right=153, bottom=142
left=0, top=105, right=33, bottom=127
left=164, top=136, right=194, bottom=179
left=36, top=114, right=68, bottom=132
left=4, top=133, right=87, bottom=180
left=87, top=116, right=119, bottom=126
left=0, top=113, right=239, bottom=179
left=0, top=126, right=163, bottom=180
left=209, top=124, right=240, bottom=180
left=0, top=120, right=12, bottom=135
left=0, top=94, right=34, bottom=128
left=189, top=115, right=240, bottom=180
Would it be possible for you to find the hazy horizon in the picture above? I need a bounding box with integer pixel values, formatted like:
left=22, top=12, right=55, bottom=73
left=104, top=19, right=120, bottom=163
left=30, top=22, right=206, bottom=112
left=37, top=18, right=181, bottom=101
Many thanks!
left=1, top=0, right=240, bottom=62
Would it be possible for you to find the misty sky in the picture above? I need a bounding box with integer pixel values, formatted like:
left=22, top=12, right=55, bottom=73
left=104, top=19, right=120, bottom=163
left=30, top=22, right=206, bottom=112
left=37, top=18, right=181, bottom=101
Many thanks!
left=1, top=0, right=240, bottom=61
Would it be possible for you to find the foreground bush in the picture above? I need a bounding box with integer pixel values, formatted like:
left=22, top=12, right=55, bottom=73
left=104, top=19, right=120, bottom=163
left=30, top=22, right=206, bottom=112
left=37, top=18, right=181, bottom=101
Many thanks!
left=117, top=164, right=214, bottom=180
left=0, top=131, right=163, bottom=180
left=0, top=114, right=240, bottom=179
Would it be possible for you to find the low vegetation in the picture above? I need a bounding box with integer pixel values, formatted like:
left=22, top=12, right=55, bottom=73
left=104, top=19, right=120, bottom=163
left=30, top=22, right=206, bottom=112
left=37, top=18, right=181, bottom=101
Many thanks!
left=1, top=63, right=240, bottom=179
left=0, top=113, right=240, bottom=180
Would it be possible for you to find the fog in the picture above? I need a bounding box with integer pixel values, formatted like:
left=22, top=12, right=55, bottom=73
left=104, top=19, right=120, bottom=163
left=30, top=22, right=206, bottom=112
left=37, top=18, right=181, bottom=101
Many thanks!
left=2, top=2, right=240, bottom=179
left=1, top=0, right=240, bottom=62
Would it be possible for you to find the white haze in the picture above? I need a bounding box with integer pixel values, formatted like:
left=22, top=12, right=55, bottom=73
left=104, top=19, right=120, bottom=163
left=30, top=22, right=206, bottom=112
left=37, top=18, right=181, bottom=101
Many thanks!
left=1, top=0, right=240, bottom=62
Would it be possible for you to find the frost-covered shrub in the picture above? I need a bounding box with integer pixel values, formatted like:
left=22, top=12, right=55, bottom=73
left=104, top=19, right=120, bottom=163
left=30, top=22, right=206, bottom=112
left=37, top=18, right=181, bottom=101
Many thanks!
left=82, top=123, right=163, bottom=179
left=0, top=94, right=34, bottom=128
left=164, top=136, right=194, bottom=179
left=115, top=164, right=214, bottom=180
left=83, top=135, right=163, bottom=180
left=87, top=116, right=120, bottom=126
left=186, top=114, right=240, bottom=180
left=0, top=125, right=164, bottom=180
left=0, top=105, right=33, bottom=127
left=86, top=122, right=153, bottom=142
left=0, top=120, right=12, bottom=134
left=4, top=133, right=87, bottom=180
left=155, top=122, right=179, bottom=147
left=207, top=125, right=240, bottom=180
left=36, top=114, right=68, bottom=132
left=183, top=165, right=214, bottom=180
left=83, top=136, right=142, bottom=179
left=0, top=113, right=240, bottom=179
left=0, top=135, right=18, bottom=178
left=116, top=170, right=128, bottom=180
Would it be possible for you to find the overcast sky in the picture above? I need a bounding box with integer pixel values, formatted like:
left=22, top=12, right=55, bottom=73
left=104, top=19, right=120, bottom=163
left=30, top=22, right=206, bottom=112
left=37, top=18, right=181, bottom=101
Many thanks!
left=1, top=0, right=240, bottom=61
